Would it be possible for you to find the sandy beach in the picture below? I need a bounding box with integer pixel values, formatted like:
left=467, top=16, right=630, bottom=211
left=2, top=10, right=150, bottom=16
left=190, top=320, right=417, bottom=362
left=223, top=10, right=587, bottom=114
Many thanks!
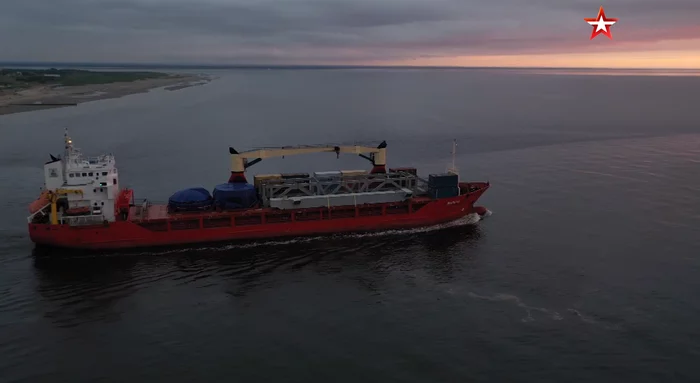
left=0, top=73, right=210, bottom=116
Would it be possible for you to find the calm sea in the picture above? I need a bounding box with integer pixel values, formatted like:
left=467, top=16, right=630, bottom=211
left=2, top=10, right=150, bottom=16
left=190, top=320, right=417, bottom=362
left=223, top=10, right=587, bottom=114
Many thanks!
left=1, top=68, right=700, bottom=382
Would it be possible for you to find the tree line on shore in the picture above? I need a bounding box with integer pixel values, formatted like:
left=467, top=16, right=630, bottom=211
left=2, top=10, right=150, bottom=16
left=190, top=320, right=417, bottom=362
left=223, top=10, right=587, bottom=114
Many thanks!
left=0, top=68, right=167, bottom=89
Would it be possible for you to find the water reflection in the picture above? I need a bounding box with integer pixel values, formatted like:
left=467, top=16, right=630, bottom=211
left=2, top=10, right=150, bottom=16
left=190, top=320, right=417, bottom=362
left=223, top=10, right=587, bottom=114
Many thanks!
left=32, top=251, right=141, bottom=328
left=502, top=68, right=700, bottom=77
left=31, top=224, right=485, bottom=321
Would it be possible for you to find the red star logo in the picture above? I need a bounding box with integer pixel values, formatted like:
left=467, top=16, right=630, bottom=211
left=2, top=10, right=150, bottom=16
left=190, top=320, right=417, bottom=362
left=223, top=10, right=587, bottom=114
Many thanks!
left=584, top=6, right=618, bottom=40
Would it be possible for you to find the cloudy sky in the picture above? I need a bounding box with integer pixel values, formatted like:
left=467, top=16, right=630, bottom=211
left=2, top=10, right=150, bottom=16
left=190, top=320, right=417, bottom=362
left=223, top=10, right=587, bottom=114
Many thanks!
left=1, top=0, right=699, bottom=68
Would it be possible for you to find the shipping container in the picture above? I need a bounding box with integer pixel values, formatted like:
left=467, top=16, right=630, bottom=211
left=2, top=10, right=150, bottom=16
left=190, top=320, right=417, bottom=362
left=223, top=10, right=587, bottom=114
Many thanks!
left=428, top=186, right=460, bottom=199
left=428, top=173, right=458, bottom=188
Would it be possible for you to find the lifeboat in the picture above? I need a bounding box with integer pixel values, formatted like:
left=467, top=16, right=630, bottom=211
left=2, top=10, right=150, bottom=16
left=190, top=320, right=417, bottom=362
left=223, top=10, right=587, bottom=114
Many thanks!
left=64, top=206, right=91, bottom=215
left=28, top=190, right=50, bottom=214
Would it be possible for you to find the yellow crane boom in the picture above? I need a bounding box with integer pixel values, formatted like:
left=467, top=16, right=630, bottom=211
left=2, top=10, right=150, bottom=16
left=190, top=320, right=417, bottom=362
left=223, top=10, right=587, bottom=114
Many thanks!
left=228, top=141, right=388, bottom=183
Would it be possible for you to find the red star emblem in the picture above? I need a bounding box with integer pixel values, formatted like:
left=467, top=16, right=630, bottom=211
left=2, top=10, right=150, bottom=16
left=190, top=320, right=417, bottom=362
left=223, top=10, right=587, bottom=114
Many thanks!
left=584, top=6, right=618, bottom=40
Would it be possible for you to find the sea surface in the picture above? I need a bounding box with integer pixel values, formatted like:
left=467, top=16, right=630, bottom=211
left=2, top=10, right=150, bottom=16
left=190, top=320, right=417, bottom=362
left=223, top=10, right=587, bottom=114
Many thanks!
left=1, top=68, right=700, bottom=382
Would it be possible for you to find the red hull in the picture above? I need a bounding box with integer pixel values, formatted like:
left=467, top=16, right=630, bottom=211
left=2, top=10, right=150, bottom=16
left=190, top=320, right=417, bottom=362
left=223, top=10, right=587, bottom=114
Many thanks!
left=29, top=183, right=489, bottom=251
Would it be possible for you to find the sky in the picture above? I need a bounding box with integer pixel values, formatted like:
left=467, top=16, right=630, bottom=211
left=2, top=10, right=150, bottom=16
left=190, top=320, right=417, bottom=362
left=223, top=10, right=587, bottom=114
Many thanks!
left=1, top=0, right=699, bottom=68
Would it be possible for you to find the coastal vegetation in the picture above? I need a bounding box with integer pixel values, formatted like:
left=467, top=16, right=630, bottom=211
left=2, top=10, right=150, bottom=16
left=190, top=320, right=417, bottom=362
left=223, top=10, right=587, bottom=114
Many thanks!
left=0, top=68, right=169, bottom=90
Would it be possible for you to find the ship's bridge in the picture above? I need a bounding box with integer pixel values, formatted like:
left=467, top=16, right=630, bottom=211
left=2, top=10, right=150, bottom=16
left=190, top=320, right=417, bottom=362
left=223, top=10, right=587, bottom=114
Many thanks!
left=63, top=153, right=117, bottom=187
left=40, top=130, right=121, bottom=223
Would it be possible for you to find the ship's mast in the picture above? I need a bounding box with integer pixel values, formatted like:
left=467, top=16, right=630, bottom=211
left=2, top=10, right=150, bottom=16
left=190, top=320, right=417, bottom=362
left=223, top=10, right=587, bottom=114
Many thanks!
left=63, top=128, right=74, bottom=158
left=62, top=128, right=73, bottom=180
left=447, top=139, right=458, bottom=176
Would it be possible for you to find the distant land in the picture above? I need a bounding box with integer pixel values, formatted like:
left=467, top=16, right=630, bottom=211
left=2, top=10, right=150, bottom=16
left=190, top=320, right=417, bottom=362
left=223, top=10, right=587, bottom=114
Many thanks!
left=1, top=68, right=170, bottom=89
left=1, top=62, right=697, bottom=117
left=0, top=67, right=210, bottom=116
left=2, top=61, right=700, bottom=72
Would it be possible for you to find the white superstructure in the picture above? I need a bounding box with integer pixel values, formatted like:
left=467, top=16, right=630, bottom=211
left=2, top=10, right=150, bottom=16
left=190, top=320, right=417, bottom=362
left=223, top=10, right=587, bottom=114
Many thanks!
left=42, top=129, right=120, bottom=222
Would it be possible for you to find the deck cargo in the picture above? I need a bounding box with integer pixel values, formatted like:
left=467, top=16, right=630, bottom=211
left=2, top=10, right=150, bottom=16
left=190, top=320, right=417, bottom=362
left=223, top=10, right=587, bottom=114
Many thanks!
left=389, top=167, right=417, bottom=175
left=313, top=171, right=342, bottom=179
left=312, top=171, right=341, bottom=193
left=428, top=186, right=460, bottom=199
left=340, top=170, right=367, bottom=177
left=269, top=189, right=412, bottom=210
left=253, top=174, right=281, bottom=188
left=428, top=173, right=459, bottom=188
left=281, top=173, right=310, bottom=179
left=213, top=183, right=257, bottom=210
left=168, top=187, right=214, bottom=212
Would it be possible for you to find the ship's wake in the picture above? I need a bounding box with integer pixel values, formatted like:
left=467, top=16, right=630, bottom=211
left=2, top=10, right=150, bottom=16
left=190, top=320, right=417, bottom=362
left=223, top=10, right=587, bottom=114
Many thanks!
left=458, top=290, right=621, bottom=330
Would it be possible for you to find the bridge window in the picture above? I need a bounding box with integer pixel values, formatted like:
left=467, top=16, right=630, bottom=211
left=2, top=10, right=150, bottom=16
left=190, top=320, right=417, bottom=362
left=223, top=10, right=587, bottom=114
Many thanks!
left=88, top=172, right=93, bottom=176
left=102, top=172, right=108, bottom=176
left=69, top=173, right=74, bottom=178
left=82, top=173, right=87, bottom=177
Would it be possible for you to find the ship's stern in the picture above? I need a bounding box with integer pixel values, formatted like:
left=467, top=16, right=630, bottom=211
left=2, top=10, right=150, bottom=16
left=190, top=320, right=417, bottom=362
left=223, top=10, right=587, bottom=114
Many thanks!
left=28, top=223, right=66, bottom=248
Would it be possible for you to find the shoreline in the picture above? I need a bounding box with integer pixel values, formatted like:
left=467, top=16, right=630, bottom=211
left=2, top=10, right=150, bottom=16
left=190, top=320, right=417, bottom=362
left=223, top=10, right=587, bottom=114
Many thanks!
left=0, top=73, right=212, bottom=116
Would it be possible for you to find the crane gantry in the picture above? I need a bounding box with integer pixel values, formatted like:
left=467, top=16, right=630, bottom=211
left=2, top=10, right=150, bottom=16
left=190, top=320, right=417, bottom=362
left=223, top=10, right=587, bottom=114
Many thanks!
left=227, top=141, right=387, bottom=183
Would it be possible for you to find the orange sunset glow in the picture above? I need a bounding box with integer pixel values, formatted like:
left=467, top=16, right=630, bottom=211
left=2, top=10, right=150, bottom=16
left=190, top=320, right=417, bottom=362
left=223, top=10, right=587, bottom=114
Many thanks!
left=376, top=32, right=700, bottom=69
left=380, top=49, right=700, bottom=69
left=1, top=0, right=699, bottom=68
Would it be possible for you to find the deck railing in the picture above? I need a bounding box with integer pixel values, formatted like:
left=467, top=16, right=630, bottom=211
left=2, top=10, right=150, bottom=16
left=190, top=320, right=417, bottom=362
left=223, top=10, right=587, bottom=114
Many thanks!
left=60, top=214, right=107, bottom=226
left=26, top=203, right=51, bottom=223
left=27, top=202, right=108, bottom=226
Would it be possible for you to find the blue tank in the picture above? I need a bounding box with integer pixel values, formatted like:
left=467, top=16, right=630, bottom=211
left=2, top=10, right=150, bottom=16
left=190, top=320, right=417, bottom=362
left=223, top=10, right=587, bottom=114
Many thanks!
left=168, top=187, right=214, bottom=211
left=213, top=183, right=258, bottom=210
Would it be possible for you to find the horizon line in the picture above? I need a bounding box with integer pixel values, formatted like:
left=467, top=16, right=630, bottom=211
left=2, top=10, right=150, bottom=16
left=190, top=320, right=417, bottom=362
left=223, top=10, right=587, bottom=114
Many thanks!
left=1, top=61, right=699, bottom=71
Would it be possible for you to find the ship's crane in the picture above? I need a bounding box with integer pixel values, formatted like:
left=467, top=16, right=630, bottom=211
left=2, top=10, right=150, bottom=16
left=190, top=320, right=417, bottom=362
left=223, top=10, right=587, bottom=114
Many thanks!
left=48, top=188, right=84, bottom=225
left=228, top=141, right=388, bottom=183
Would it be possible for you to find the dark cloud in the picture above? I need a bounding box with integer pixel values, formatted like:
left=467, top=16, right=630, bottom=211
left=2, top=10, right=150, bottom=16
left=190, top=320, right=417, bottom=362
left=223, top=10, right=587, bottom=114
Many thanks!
left=0, top=0, right=698, bottom=64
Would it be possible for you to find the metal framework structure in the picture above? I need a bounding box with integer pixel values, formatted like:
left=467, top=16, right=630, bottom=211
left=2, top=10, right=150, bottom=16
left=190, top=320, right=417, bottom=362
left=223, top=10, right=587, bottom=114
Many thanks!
left=257, top=171, right=429, bottom=206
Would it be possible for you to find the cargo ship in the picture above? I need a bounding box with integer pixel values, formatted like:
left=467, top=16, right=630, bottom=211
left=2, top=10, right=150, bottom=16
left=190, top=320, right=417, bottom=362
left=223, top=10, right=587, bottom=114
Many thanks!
left=27, top=130, right=490, bottom=251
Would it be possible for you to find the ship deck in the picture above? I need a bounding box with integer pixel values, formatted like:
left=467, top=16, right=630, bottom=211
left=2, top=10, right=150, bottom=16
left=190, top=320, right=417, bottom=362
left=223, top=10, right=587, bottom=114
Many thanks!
left=122, top=181, right=490, bottom=224
left=29, top=182, right=489, bottom=250
left=127, top=196, right=437, bottom=222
